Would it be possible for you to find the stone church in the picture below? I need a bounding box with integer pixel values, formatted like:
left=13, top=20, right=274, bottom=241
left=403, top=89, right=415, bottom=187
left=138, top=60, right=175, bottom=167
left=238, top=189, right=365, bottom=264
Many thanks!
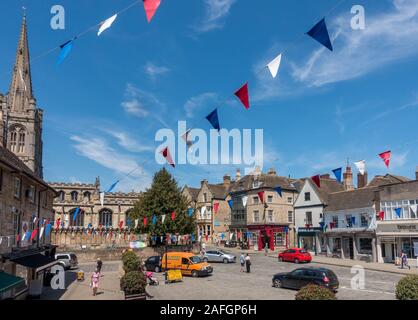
left=1, top=16, right=141, bottom=239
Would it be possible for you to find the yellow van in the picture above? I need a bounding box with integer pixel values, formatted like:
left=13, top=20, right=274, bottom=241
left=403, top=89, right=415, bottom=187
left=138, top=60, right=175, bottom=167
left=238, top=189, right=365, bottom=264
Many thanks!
left=161, top=252, right=213, bottom=277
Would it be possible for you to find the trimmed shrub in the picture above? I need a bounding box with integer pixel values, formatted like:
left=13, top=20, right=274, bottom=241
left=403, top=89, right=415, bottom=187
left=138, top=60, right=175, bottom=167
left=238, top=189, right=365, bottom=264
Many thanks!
left=120, top=271, right=147, bottom=295
left=295, top=284, right=337, bottom=300
left=122, top=251, right=141, bottom=273
left=396, top=275, right=418, bottom=300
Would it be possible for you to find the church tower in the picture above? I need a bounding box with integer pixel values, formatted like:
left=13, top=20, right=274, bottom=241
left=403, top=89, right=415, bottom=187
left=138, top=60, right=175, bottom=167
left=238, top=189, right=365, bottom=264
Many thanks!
left=2, top=14, right=43, bottom=178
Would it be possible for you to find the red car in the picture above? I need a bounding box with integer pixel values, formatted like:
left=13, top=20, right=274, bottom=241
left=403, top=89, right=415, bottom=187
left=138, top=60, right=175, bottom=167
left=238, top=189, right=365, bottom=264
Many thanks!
left=278, top=248, right=312, bottom=264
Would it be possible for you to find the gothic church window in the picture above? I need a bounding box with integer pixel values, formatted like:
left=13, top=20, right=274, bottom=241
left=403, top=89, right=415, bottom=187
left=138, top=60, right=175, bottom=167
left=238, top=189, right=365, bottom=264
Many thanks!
left=70, top=191, right=78, bottom=202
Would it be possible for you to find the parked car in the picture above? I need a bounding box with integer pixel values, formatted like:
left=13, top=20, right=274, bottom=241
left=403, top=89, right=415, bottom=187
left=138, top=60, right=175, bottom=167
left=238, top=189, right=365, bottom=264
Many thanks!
left=144, top=256, right=162, bottom=273
left=224, top=240, right=238, bottom=248
left=55, top=253, right=78, bottom=270
left=278, top=248, right=312, bottom=264
left=203, top=250, right=236, bottom=263
left=272, top=267, right=339, bottom=292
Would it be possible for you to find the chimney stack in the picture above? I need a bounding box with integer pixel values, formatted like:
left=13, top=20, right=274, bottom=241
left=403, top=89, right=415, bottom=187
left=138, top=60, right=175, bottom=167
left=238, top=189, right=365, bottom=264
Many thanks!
left=320, top=174, right=330, bottom=179
left=267, top=168, right=277, bottom=176
left=343, top=166, right=354, bottom=191
left=235, top=169, right=241, bottom=181
left=416, top=167, right=418, bottom=181
left=357, top=172, right=368, bottom=189
left=201, top=179, right=208, bottom=187
left=223, top=175, right=231, bottom=187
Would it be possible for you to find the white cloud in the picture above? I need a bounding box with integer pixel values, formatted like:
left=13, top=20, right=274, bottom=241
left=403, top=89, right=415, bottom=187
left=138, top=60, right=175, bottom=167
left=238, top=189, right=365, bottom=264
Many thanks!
left=144, top=62, right=170, bottom=80
left=184, top=92, right=218, bottom=118
left=291, top=0, right=418, bottom=87
left=104, top=130, right=154, bottom=153
left=121, top=83, right=163, bottom=118
left=194, top=0, right=236, bottom=33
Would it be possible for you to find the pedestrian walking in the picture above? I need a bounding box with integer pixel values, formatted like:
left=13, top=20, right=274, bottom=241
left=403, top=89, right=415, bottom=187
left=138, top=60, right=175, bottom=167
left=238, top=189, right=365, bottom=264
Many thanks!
left=240, top=253, right=245, bottom=272
left=245, top=254, right=251, bottom=273
left=401, top=251, right=411, bottom=270
left=96, top=258, right=103, bottom=272
left=90, top=268, right=101, bottom=296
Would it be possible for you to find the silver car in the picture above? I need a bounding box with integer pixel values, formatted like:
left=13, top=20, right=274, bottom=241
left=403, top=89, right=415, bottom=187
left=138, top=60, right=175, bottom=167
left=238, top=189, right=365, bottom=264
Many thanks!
left=55, top=253, right=78, bottom=270
left=203, top=250, right=236, bottom=264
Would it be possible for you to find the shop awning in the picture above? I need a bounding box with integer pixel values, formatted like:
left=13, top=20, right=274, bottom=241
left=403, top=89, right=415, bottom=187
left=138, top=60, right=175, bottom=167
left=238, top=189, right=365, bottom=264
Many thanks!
left=11, top=254, right=59, bottom=273
left=0, top=272, right=25, bottom=294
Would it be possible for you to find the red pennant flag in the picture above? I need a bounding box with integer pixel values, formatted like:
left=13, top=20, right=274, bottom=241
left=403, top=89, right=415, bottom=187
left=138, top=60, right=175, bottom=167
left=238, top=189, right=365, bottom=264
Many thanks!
left=30, top=228, right=39, bottom=242
left=143, top=0, right=161, bottom=23
left=16, top=234, right=20, bottom=243
left=329, top=222, right=334, bottom=229
left=213, top=203, right=220, bottom=214
left=379, top=151, right=391, bottom=168
left=56, top=218, right=61, bottom=230
left=234, top=82, right=250, bottom=110
left=143, top=217, right=147, bottom=227
left=171, top=211, right=176, bottom=221
left=311, top=175, right=321, bottom=188
left=237, top=231, right=241, bottom=240
left=119, top=221, right=124, bottom=229
left=378, top=211, right=385, bottom=220
left=205, top=234, right=209, bottom=242
left=257, top=191, right=265, bottom=203
left=160, top=147, right=175, bottom=168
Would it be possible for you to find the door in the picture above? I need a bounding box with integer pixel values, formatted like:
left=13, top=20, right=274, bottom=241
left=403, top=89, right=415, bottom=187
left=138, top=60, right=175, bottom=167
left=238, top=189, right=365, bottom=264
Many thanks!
left=298, top=269, right=316, bottom=289
left=286, top=269, right=305, bottom=289
left=343, top=238, right=354, bottom=259
left=285, top=249, right=295, bottom=261
left=181, top=258, right=192, bottom=275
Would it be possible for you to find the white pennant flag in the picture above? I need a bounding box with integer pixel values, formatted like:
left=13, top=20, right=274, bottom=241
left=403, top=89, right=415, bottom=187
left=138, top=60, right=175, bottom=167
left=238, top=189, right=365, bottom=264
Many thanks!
left=134, top=219, right=139, bottom=228
left=162, top=214, right=166, bottom=223
left=98, top=14, right=118, bottom=36
left=411, top=205, right=418, bottom=215
left=39, top=226, right=45, bottom=240
left=267, top=53, right=282, bottom=78
left=242, top=196, right=248, bottom=207
left=100, top=192, right=105, bottom=206
left=354, top=160, right=366, bottom=175
left=0, top=237, right=2, bottom=246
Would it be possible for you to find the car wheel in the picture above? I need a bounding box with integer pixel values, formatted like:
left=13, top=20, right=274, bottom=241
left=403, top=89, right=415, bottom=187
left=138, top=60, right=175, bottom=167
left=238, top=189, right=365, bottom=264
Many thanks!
left=294, top=259, right=300, bottom=264
left=278, top=257, right=283, bottom=262
left=223, top=258, right=228, bottom=264
left=154, top=266, right=161, bottom=273
left=192, top=270, right=198, bottom=278
left=273, top=279, right=282, bottom=288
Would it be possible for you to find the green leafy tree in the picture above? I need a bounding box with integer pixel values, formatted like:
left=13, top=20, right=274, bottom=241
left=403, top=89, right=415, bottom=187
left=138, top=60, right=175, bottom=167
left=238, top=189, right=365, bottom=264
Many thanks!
left=129, top=168, right=195, bottom=237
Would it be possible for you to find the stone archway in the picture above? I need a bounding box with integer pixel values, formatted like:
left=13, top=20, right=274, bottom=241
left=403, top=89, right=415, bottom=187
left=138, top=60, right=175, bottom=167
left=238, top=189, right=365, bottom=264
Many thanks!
left=99, top=208, right=113, bottom=227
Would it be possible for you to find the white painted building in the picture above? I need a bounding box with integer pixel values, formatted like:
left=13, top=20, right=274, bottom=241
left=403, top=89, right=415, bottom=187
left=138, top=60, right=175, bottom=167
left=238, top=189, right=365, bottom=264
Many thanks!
left=294, top=175, right=344, bottom=253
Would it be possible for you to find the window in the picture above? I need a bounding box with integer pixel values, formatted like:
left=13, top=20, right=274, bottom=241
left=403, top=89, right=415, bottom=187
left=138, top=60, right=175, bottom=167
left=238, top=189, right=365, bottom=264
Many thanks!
left=287, top=197, right=293, bottom=204
left=332, top=216, right=339, bottom=228
left=253, top=196, right=259, bottom=204
left=305, top=212, right=313, bottom=225
left=203, top=193, right=207, bottom=202
left=252, top=181, right=261, bottom=189
left=99, top=209, right=113, bottom=227
left=346, top=215, right=353, bottom=228
left=304, top=192, right=311, bottom=201
left=181, top=258, right=189, bottom=265
left=27, top=186, right=35, bottom=203
left=207, top=225, right=211, bottom=235
left=267, top=195, right=273, bottom=203
left=18, top=131, right=25, bottom=153
left=10, top=130, right=17, bottom=152
left=359, top=238, right=372, bottom=253
left=268, top=210, right=273, bottom=222
left=70, top=208, right=84, bottom=227
left=14, top=177, right=21, bottom=198
left=70, top=191, right=78, bottom=202
left=361, top=214, right=368, bottom=228
left=58, top=191, right=65, bottom=202
left=253, top=210, right=260, bottom=222
left=83, top=191, right=91, bottom=202
left=288, top=211, right=293, bottom=222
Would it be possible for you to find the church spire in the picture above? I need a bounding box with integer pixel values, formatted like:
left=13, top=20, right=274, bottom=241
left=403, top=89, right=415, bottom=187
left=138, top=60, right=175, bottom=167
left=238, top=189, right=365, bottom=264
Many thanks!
left=8, top=12, right=34, bottom=112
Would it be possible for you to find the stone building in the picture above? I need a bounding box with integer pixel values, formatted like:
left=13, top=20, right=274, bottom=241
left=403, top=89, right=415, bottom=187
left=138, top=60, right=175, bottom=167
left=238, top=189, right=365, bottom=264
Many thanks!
left=0, top=15, right=57, bottom=299
left=48, top=178, right=141, bottom=248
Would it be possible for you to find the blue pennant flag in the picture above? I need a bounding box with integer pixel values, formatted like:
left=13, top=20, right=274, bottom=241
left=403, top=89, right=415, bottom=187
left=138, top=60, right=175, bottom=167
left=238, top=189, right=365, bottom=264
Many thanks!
left=191, top=234, right=195, bottom=242
left=126, top=218, right=132, bottom=226
left=395, top=208, right=402, bottom=218
left=188, top=208, right=194, bottom=217
left=221, top=233, right=225, bottom=240
left=274, top=186, right=282, bottom=197
left=107, top=180, right=120, bottom=193
left=228, top=199, right=233, bottom=209
left=351, top=217, right=356, bottom=225
left=307, top=18, right=333, bottom=51
left=319, top=222, right=325, bottom=230
left=206, top=108, right=220, bottom=131
left=88, top=223, right=92, bottom=229
left=152, top=215, right=157, bottom=225
left=73, top=208, right=80, bottom=222
left=57, top=40, right=74, bottom=65
left=45, top=224, right=52, bottom=237
left=332, top=167, right=342, bottom=183
left=284, top=226, right=289, bottom=233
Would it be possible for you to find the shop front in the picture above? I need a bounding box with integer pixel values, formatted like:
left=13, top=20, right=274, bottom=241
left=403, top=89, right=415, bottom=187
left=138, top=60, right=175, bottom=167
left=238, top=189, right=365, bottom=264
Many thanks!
left=376, top=221, right=418, bottom=264
left=297, top=227, right=323, bottom=254
left=247, top=225, right=289, bottom=251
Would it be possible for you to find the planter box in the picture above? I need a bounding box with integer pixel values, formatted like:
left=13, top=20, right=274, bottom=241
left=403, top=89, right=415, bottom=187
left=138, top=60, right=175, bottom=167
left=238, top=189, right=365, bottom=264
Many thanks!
left=124, top=292, right=147, bottom=300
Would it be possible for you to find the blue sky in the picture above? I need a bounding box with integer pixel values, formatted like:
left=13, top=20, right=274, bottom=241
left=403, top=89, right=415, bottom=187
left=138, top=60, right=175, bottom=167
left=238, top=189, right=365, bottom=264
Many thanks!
left=0, top=0, right=418, bottom=192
